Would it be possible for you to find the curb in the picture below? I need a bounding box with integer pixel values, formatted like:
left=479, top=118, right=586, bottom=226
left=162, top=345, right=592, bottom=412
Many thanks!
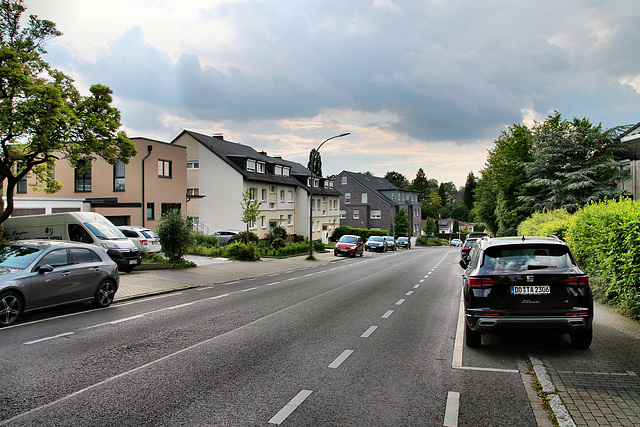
left=529, top=354, right=577, bottom=427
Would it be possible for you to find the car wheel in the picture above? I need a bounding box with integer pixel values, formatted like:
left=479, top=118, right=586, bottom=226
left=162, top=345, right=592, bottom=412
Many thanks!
left=93, top=280, right=117, bottom=308
left=465, top=322, right=482, bottom=347
left=570, top=327, right=593, bottom=348
left=0, top=291, right=23, bottom=327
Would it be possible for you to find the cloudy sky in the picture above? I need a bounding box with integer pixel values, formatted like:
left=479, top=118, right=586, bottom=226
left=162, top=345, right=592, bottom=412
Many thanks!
left=24, top=0, right=640, bottom=187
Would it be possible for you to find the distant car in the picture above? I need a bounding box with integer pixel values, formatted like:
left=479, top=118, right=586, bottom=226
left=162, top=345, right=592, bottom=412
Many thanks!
left=461, top=238, right=478, bottom=259
left=117, top=226, right=161, bottom=254
left=365, top=236, right=387, bottom=252
left=450, top=239, right=463, bottom=247
left=396, top=237, right=411, bottom=249
left=383, top=236, right=397, bottom=251
left=215, top=230, right=242, bottom=246
left=459, top=236, right=593, bottom=348
left=0, top=240, right=119, bottom=327
left=334, top=235, right=364, bottom=258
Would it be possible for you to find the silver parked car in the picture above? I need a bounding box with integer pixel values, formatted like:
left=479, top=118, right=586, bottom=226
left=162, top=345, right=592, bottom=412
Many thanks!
left=117, top=226, right=162, bottom=253
left=0, top=240, right=119, bottom=327
left=215, top=230, right=242, bottom=245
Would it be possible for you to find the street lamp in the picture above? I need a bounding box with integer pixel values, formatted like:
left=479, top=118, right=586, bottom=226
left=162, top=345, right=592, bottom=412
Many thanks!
left=308, top=132, right=351, bottom=260
left=391, top=182, right=407, bottom=241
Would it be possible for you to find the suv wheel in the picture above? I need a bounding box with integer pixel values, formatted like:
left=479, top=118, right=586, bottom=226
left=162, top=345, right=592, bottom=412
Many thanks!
left=465, top=322, right=482, bottom=347
left=570, top=327, right=593, bottom=348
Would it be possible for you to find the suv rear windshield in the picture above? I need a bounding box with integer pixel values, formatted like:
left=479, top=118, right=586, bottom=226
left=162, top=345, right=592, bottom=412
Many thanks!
left=482, top=244, right=575, bottom=271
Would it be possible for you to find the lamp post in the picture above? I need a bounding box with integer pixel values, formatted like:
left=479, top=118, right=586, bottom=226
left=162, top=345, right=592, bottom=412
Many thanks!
left=391, top=182, right=407, bottom=241
left=308, top=132, right=350, bottom=260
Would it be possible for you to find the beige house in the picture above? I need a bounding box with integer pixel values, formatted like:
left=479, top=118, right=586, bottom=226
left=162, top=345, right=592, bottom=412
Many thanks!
left=10, top=137, right=187, bottom=230
left=619, top=121, right=640, bottom=200
left=172, top=130, right=341, bottom=242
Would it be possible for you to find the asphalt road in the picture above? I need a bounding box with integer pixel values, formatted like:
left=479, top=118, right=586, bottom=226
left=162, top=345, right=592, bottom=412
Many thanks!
left=0, top=247, right=538, bottom=426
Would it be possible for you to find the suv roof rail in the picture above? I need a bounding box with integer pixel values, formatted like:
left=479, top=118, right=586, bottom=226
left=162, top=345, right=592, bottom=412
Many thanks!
left=546, top=234, right=562, bottom=241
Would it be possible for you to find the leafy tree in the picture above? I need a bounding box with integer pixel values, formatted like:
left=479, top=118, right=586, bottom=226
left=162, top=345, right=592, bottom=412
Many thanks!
left=519, top=112, right=628, bottom=214
left=463, top=172, right=477, bottom=212
left=307, top=148, right=322, bottom=176
left=0, top=0, right=136, bottom=224
left=422, top=217, right=437, bottom=236
left=384, top=171, right=409, bottom=188
left=156, top=209, right=193, bottom=261
left=240, top=188, right=262, bottom=243
left=473, top=123, right=533, bottom=236
left=393, top=209, right=411, bottom=237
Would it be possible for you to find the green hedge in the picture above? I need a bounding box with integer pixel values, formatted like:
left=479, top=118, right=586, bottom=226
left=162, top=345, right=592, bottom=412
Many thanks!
left=331, top=225, right=388, bottom=241
left=517, top=199, right=640, bottom=320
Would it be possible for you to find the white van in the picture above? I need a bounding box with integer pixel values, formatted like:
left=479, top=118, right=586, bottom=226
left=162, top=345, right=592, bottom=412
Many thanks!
left=3, top=212, right=141, bottom=272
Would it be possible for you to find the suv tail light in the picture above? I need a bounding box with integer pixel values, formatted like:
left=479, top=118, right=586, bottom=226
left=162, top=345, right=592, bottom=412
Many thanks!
left=562, top=276, right=589, bottom=286
left=469, top=278, right=500, bottom=288
left=140, top=239, right=148, bottom=246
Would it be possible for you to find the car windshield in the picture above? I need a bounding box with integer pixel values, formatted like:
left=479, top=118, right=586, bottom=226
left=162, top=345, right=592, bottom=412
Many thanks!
left=340, top=236, right=357, bottom=244
left=464, top=239, right=477, bottom=247
left=368, top=237, right=383, bottom=242
left=482, top=245, right=575, bottom=271
left=0, top=244, right=43, bottom=270
left=84, top=222, right=125, bottom=240
left=398, top=237, right=407, bottom=241
left=384, top=237, right=393, bottom=241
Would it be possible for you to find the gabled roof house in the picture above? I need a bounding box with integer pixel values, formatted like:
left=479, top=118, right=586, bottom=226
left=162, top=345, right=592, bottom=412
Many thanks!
left=172, top=131, right=341, bottom=242
left=334, top=171, right=422, bottom=237
left=618, top=121, right=640, bottom=200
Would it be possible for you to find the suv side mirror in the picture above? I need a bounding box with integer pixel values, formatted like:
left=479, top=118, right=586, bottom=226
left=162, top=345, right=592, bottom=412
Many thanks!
left=459, top=258, right=469, bottom=269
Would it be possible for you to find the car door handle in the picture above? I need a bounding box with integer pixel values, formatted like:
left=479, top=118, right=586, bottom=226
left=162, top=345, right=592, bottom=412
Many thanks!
left=61, top=271, right=71, bottom=277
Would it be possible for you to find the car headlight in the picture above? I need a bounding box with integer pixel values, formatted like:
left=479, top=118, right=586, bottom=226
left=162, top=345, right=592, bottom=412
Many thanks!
left=101, top=242, right=120, bottom=250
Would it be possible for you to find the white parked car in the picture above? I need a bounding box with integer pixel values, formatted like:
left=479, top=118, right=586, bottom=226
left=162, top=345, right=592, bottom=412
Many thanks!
left=117, top=226, right=162, bottom=254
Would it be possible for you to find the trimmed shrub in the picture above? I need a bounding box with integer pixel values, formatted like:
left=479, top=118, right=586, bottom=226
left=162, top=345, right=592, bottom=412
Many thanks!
left=224, top=243, right=258, bottom=260
left=271, top=237, right=286, bottom=249
left=516, top=209, right=573, bottom=240
left=313, top=239, right=325, bottom=252
left=230, top=231, right=259, bottom=244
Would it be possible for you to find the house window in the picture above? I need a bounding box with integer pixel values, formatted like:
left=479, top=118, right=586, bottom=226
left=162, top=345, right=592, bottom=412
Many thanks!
left=270, top=185, right=276, bottom=194
left=341, top=176, right=347, bottom=185
left=249, top=219, right=257, bottom=229
left=75, top=160, right=92, bottom=192
left=353, top=210, right=360, bottom=220
left=280, top=190, right=285, bottom=203
left=269, top=202, right=276, bottom=210
left=339, top=210, right=346, bottom=219
left=371, top=210, right=382, bottom=219
left=261, top=188, right=267, bottom=201
left=249, top=188, right=257, bottom=200
left=257, top=161, right=265, bottom=173
left=275, top=165, right=283, bottom=176
left=114, top=159, right=125, bottom=191
left=187, top=188, right=199, bottom=196
left=147, top=203, right=155, bottom=220
left=333, top=200, right=338, bottom=209
left=246, top=159, right=256, bottom=172
left=345, top=193, right=351, bottom=204
left=16, top=161, right=27, bottom=194
left=158, top=160, right=172, bottom=178
left=362, top=192, right=368, bottom=203
left=287, top=214, right=293, bottom=226
left=187, top=160, right=199, bottom=170
left=261, top=216, right=266, bottom=228
left=161, top=203, right=181, bottom=215
left=283, top=167, right=290, bottom=177
left=288, top=191, right=293, bottom=203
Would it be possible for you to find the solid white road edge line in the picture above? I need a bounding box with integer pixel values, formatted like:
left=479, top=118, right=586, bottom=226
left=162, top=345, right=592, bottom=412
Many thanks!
left=24, top=332, right=74, bottom=345
left=268, top=390, right=313, bottom=425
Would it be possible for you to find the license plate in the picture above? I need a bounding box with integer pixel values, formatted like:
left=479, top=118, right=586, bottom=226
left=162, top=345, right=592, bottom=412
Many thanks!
left=340, top=248, right=348, bottom=252
left=129, top=260, right=138, bottom=265
left=511, top=285, right=550, bottom=295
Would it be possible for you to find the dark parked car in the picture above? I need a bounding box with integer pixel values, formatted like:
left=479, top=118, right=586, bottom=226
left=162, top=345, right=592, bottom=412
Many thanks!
left=365, top=236, right=387, bottom=252
left=0, top=240, right=119, bottom=327
left=459, top=236, right=593, bottom=348
left=334, top=235, right=364, bottom=258
left=396, top=237, right=411, bottom=249
left=383, top=236, right=396, bottom=251
left=460, top=238, right=478, bottom=259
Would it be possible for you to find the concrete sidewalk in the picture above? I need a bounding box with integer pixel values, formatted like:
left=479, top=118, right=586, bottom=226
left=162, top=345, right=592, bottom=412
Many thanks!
left=116, top=251, right=338, bottom=301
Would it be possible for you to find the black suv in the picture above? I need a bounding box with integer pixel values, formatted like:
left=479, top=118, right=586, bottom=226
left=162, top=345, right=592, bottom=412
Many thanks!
left=459, top=236, right=593, bottom=348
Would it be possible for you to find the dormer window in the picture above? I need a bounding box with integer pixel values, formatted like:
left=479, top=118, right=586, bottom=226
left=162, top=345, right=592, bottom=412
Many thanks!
left=257, top=161, right=265, bottom=173
left=275, top=165, right=283, bottom=176
left=283, top=167, right=290, bottom=177
left=246, top=159, right=256, bottom=172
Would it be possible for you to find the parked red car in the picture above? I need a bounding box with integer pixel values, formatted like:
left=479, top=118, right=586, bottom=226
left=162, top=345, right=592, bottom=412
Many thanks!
left=333, top=235, right=364, bottom=258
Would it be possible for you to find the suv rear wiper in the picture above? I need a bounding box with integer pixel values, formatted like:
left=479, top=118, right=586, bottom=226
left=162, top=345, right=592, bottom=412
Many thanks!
left=527, top=265, right=556, bottom=270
